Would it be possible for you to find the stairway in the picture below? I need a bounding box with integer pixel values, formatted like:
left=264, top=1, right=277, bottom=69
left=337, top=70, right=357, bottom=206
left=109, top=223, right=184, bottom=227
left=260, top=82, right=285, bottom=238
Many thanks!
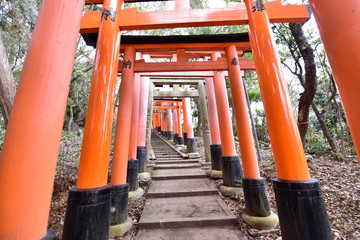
left=136, top=133, right=247, bottom=240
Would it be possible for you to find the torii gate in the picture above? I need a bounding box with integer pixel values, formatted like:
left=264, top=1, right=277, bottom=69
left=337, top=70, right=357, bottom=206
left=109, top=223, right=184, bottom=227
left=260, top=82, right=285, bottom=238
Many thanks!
left=1, top=1, right=356, bottom=240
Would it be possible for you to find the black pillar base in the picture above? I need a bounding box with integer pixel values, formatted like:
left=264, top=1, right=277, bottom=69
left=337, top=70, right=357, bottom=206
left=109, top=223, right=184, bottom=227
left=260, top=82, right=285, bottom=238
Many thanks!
left=210, top=144, right=223, bottom=171
left=110, top=184, right=129, bottom=226
left=174, top=133, right=179, bottom=143
left=157, top=127, right=161, bottom=132
left=127, top=159, right=139, bottom=191
left=186, top=138, right=197, bottom=153
left=273, top=179, right=332, bottom=240
left=178, top=137, right=184, bottom=145
left=40, top=229, right=56, bottom=240
left=62, top=186, right=111, bottom=240
left=136, top=146, right=147, bottom=173
left=243, top=178, right=271, bottom=217
left=222, top=156, right=243, bottom=187
left=183, top=133, right=188, bottom=144
left=168, top=131, right=174, bottom=141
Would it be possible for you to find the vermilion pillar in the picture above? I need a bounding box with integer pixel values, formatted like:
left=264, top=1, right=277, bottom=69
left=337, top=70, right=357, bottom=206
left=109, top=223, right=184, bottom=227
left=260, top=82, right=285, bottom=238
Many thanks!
left=0, top=1, right=84, bottom=239
left=109, top=46, right=136, bottom=235
left=226, top=45, right=260, bottom=179
left=182, top=97, right=188, bottom=142
left=183, top=96, right=197, bottom=153
left=205, top=77, right=223, bottom=174
left=63, top=1, right=123, bottom=239
left=176, top=103, right=184, bottom=144
left=309, top=0, right=360, bottom=163
left=212, top=52, right=242, bottom=188
left=127, top=71, right=141, bottom=194
left=244, top=0, right=331, bottom=238
left=226, top=45, right=277, bottom=228
left=137, top=77, right=150, bottom=173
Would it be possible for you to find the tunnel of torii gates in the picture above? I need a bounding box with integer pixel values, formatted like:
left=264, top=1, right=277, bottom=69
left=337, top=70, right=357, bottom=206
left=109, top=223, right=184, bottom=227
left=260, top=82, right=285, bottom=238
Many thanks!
left=0, top=0, right=359, bottom=239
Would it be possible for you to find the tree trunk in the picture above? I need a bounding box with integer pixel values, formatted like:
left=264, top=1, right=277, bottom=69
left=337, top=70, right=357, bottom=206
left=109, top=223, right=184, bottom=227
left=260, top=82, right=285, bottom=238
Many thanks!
left=289, top=23, right=317, bottom=145
left=311, top=102, right=344, bottom=160
left=0, top=33, right=16, bottom=127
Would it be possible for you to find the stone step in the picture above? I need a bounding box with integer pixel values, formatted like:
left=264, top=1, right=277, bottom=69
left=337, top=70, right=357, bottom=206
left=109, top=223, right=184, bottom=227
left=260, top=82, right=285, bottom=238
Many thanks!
left=138, top=195, right=237, bottom=229
left=147, top=178, right=218, bottom=198
left=152, top=168, right=207, bottom=180
left=154, top=163, right=202, bottom=169
left=155, top=159, right=199, bottom=164
left=156, top=155, right=181, bottom=158
left=137, top=227, right=247, bottom=240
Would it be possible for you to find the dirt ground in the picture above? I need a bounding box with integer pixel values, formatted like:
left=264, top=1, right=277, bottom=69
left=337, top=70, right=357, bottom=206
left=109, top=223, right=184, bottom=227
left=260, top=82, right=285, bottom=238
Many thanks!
left=48, top=135, right=359, bottom=239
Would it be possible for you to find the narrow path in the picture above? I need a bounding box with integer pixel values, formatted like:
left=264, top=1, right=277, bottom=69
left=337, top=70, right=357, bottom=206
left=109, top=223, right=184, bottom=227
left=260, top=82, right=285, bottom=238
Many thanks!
left=137, top=133, right=247, bottom=240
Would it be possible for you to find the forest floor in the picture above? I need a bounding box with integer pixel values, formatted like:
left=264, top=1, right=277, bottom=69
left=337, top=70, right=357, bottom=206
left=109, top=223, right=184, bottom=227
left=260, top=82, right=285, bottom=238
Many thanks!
left=48, top=133, right=360, bottom=239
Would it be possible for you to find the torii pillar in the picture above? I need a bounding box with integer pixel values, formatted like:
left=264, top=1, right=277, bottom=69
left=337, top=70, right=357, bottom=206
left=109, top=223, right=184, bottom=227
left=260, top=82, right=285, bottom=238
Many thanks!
left=183, top=96, right=197, bottom=153
left=226, top=44, right=278, bottom=229
left=62, top=0, right=124, bottom=239
left=198, top=82, right=211, bottom=162
left=0, top=1, right=84, bottom=239
left=244, top=0, right=332, bottom=239
left=205, top=77, right=223, bottom=178
left=137, top=77, right=150, bottom=177
left=308, top=0, right=360, bottom=163
left=127, top=69, right=145, bottom=200
left=109, top=47, right=136, bottom=237
left=212, top=52, right=243, bottom=194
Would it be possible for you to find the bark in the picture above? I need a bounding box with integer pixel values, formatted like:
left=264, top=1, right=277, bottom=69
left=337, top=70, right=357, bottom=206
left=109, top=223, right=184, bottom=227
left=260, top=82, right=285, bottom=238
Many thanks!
left=0, top=33, right=16, bottom=127
left=289, top=23, right=317, bottom=145
left=311, top=102, right=344, bottom=160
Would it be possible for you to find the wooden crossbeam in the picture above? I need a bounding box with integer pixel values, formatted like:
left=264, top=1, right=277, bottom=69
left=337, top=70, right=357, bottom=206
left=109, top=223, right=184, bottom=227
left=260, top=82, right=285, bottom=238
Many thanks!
left=80, top=2, right=309, bottom=33
left=118, top=57, right=255, bottom=73
left=85, top=0, right=173, bottom=4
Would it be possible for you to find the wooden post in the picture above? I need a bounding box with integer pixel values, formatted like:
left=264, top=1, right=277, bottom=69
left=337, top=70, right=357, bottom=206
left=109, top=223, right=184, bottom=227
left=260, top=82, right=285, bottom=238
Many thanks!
left=137, top=77, right=150, bottom=173
left=308, top=0, right=360, bottom=163
left=244, top=0, right=331, bottom=238
left=63, top=0, right=124, bottom=239
left=212, top=52, right=242, bottom=187
left=0, top=1, right=84, bottom=238
left=146, top=83, right=154, bottom=162
left=198, top=82, right=211, bottom=162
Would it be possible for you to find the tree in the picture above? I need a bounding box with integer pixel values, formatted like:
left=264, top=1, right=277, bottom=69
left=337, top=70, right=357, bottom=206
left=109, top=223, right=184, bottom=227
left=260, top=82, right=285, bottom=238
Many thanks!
left=0, top=33, right=16, bottom=127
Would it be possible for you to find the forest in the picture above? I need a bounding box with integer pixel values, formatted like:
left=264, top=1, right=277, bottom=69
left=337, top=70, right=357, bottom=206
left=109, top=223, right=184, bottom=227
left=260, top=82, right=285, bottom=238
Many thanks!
left=0, top=0, right=358, bottom=239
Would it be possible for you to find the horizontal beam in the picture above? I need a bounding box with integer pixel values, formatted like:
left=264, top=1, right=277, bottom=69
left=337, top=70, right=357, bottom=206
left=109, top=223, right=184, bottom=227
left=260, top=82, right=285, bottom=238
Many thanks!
left=153, top=90, right=199, bottom=98
left=143, top=72, right=229, bottom=77
left=80, top=2, right=309, bottom=32
left=85, top=0, right=173, bottom=4
left=118, top=57, right=255, bottom=73
left=118, top=42, right=252, bottom=52
left=151, top=79, right=204, bottom=85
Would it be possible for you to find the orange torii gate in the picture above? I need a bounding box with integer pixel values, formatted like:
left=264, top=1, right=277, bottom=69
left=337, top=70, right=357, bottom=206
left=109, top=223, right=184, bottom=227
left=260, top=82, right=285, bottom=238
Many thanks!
left=3, top=0, right=357, bottom=239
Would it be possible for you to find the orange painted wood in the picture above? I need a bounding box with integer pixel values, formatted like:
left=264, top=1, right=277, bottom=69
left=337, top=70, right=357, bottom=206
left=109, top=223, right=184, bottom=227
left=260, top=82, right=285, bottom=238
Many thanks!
left=309, top=0, right=360, bottom=163
left=80, top=3, right=309, bottom=32
left=244, top=0, right=310, bottom=181
left=118, top=57, right=255, bottom=73
left=0, top=1, right=84, bottom=238
left=128, top=73, right=141, bottom=160
left=183, top=96, right=194, bottom=138
left=118, top=42, right=252, bottom=52
left=137, top=77, right=150, bottom=146
left=111, top=47, right=136, bottom=185
left=226, top=45, right=260, bottom=179
left=212, top=52, right=237, bottom=156
left=76, top=0, right=122, bottom=189
left=205, top=77, right=221, bottom=145
left=176, top=104, right=183, bottom=137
